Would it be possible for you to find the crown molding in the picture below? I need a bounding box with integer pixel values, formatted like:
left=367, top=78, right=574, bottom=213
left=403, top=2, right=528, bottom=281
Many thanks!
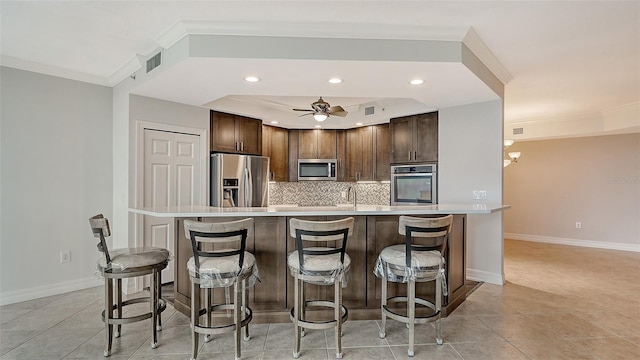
left=462, top=27, right=513, bottom=85
left=155, top=20, right=470, bottom=50
left=0, top=54, right=110, bottom=86
left=108, top=54, right=146, bottom=86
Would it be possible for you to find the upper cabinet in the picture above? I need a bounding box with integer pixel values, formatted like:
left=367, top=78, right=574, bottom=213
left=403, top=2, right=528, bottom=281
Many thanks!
left=297, top=129, right=337, bottom=159
left=262, top=125, right=289, bottom=182
left=342, top=124, right=390, bottom=182
left=390, top=112, right=438, bottom=164
left=210, top=110, right=262, bottom=155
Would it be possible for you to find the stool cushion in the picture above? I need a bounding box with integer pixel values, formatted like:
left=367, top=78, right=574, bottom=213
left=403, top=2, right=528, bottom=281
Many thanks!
left=374, top=245, right=443, bottom=283
left=98, top=247, right=169, bottom=272
left=287, top=248, right=351, bottom=285
left=188, top=251, right=259, bottom=288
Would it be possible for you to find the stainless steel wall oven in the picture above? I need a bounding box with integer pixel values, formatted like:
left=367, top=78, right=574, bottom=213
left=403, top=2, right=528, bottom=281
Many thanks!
left=391, top=164, right=437, bottom=205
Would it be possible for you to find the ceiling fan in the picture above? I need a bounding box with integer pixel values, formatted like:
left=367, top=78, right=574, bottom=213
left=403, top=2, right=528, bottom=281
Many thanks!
left=292, top=96, right=348, bottom=122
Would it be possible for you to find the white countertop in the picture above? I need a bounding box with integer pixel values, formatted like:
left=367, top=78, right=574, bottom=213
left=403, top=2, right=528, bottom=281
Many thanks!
left=129, top=203, right=510, bottom=217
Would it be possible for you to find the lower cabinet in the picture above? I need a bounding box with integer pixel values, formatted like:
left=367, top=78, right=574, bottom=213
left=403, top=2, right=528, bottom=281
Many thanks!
left=174, top=214, right=467, bottom=319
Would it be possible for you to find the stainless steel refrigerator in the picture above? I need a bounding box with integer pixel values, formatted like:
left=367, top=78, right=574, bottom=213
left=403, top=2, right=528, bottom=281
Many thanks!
left=210, top=153, right=270, bottom=207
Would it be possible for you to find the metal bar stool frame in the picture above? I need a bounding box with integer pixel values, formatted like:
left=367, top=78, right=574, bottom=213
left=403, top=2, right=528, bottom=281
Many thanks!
left=376, top=215, right=453, bottom=357
left=288, top=217, right=354, bottom=360
left=185, top=219, right=256, bottom=360
left=89, top=214, right=168, bottom=357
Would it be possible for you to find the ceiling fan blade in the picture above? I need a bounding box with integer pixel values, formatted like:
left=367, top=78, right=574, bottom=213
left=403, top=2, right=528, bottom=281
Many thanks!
left=328, top=106, right=348, bottom=117
left=298, top=112, right=313, bottom=117
left=293, top=108, right=314, bottom=112
left=330, top=111, right=348, bottom=117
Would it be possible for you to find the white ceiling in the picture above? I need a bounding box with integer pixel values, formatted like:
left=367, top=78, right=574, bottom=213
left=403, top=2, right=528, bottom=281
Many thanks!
left=1, top=1, right=638, bottom=135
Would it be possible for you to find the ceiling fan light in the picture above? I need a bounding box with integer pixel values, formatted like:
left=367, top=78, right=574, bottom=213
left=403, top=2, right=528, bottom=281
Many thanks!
left=328, top=78, right=342, bottom=84
left=504, top=139, right=514, bottom=147
left=504, top=159, right=512, bottom=167
left=508, top=152, right=521, bottom=160
left=313, top=113, right=328, bottom=121
left=409, top=79, right=424, bottom=85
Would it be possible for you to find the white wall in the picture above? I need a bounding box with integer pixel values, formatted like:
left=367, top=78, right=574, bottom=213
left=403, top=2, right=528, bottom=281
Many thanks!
left=0, top=67, right=113, bottom=304
left=439, top=100, right=505, bottom=284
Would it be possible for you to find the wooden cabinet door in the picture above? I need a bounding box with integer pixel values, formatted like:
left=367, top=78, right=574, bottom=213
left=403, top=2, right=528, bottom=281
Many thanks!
left=269, top=126, right=289, bottom=181
left=298, top=130, right=317, bottom=159
left=262, top=125, right=289, bottom=182
left=317, top=129, right=337, bottom=159
left=373, top=124, right=391, bottom=181
left=344, top=128, right=360, bottom=182
left=414, top=112, right=438, bottom=162
left=336, top=130, right=347, bottom=182
left=390, top=115, right=413, bottom=164
left=366, top=216, right=403, bottom=308
left=359, top=126, right=374, bottom=181
left=211, top=111, right=238, bottom=153
left=237, top=116, right=262, bottom=155
left=250, top=217, right=288, bottom=310
left=334, top=216, right=367, bottom=309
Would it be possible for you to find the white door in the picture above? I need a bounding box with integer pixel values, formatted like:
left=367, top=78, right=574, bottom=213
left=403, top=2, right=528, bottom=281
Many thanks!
left=143, top=129, right=201, bottom=283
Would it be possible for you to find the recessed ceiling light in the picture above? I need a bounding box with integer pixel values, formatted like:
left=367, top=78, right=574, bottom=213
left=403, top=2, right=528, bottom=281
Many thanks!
left=328, top=78, right=342, bottom=84
left=314, top=125, right=322, bottom=128
left=270, top=121, right=278, bottom=124
left=409, top=79, right=424, bottom=85
left=356, top=122, right=364, bottom=126
left=244, top=76, right=260, bottom=82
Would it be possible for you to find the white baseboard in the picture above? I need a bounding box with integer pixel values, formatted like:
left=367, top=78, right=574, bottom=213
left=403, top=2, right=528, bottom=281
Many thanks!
left=505, top=233, right=640, bottom=252
left=466, top=268, right=504, bottom=285
left=0, top=277, right=101, bottom=306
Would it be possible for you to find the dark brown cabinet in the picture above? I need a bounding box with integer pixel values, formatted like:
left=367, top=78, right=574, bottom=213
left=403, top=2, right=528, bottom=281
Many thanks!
left=345, top=126, right=374, bottom=181
left=210, top=110, right=262, bottom=155
left=298, top=129, right=337, bottom=159
left=343, top=124, right=391, bottom=182
left=390, top=112, right=438, bottom=164
left=262, top=125, right=289, bottom=182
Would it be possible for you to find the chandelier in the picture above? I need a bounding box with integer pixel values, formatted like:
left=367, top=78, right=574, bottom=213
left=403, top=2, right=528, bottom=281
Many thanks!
left=503, top=140, right=521, bottom=167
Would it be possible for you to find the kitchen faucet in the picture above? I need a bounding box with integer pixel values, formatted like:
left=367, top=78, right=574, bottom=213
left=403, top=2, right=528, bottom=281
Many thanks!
left=347, top=185, right=357, bottom=207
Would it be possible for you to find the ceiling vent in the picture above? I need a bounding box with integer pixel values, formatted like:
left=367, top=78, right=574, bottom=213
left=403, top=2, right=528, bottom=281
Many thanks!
left=513, top=127, right=524, bottom=135
left=146, top=52, right=162, bottom=73
left=364, top=106, right=375, bottom=116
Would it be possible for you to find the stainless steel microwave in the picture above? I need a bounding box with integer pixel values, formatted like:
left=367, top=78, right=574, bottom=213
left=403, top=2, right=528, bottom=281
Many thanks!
left=298, top=159, right=337, bottom=181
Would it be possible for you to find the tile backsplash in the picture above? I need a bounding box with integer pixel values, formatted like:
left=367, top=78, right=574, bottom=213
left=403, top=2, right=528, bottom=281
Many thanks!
left=269, top=181, right=390, bottom=206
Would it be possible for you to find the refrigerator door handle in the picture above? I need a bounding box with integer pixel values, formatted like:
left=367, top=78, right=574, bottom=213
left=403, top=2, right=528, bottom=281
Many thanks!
left=244, top=165, right=253, bottom=207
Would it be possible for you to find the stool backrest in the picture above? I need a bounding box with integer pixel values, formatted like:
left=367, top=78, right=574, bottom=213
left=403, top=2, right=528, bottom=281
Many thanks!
left=183, top=218, right=254, bottom=277
left=89, top=214, right=112, bottom=264
left=289, top=217, right=354, bottom=271
left=399, top=215, right=454, bottom=268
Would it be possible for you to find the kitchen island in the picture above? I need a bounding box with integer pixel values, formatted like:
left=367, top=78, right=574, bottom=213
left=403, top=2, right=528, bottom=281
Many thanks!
left=130, top=204, right=509, bottom=322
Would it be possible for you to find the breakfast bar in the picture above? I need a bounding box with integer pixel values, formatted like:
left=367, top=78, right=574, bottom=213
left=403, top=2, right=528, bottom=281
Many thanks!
left=131, top=204, right=509, bottom=323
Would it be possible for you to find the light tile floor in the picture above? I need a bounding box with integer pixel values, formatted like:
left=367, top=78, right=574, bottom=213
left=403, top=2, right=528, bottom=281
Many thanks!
left=1, top=239, right=640, bottom=359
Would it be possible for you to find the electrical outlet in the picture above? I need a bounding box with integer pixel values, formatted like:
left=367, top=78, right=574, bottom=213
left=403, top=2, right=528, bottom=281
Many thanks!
left=472, top=190, right=487, bottom=200
left=60, top=250, right=71, bottom=263
left=575, top=222, right=582, bottom=229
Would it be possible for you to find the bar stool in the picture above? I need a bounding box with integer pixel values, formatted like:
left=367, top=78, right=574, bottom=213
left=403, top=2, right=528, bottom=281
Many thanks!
left=374, top=215, right=453, bottom=357
left=89, top=214, right=169, bottom=357
left=184, top=218, right=259, bottom=360
left=288, top=217, right=354, bottom=359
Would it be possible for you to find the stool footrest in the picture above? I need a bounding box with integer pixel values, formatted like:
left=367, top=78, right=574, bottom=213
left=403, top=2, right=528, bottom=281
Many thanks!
left=382, top=296, right=440, bottom=325
left=192, top=305, right=253, bottom=336
left=289, top=300, right=348, bottom=330
left=102, top=298, right=167, bottom=326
